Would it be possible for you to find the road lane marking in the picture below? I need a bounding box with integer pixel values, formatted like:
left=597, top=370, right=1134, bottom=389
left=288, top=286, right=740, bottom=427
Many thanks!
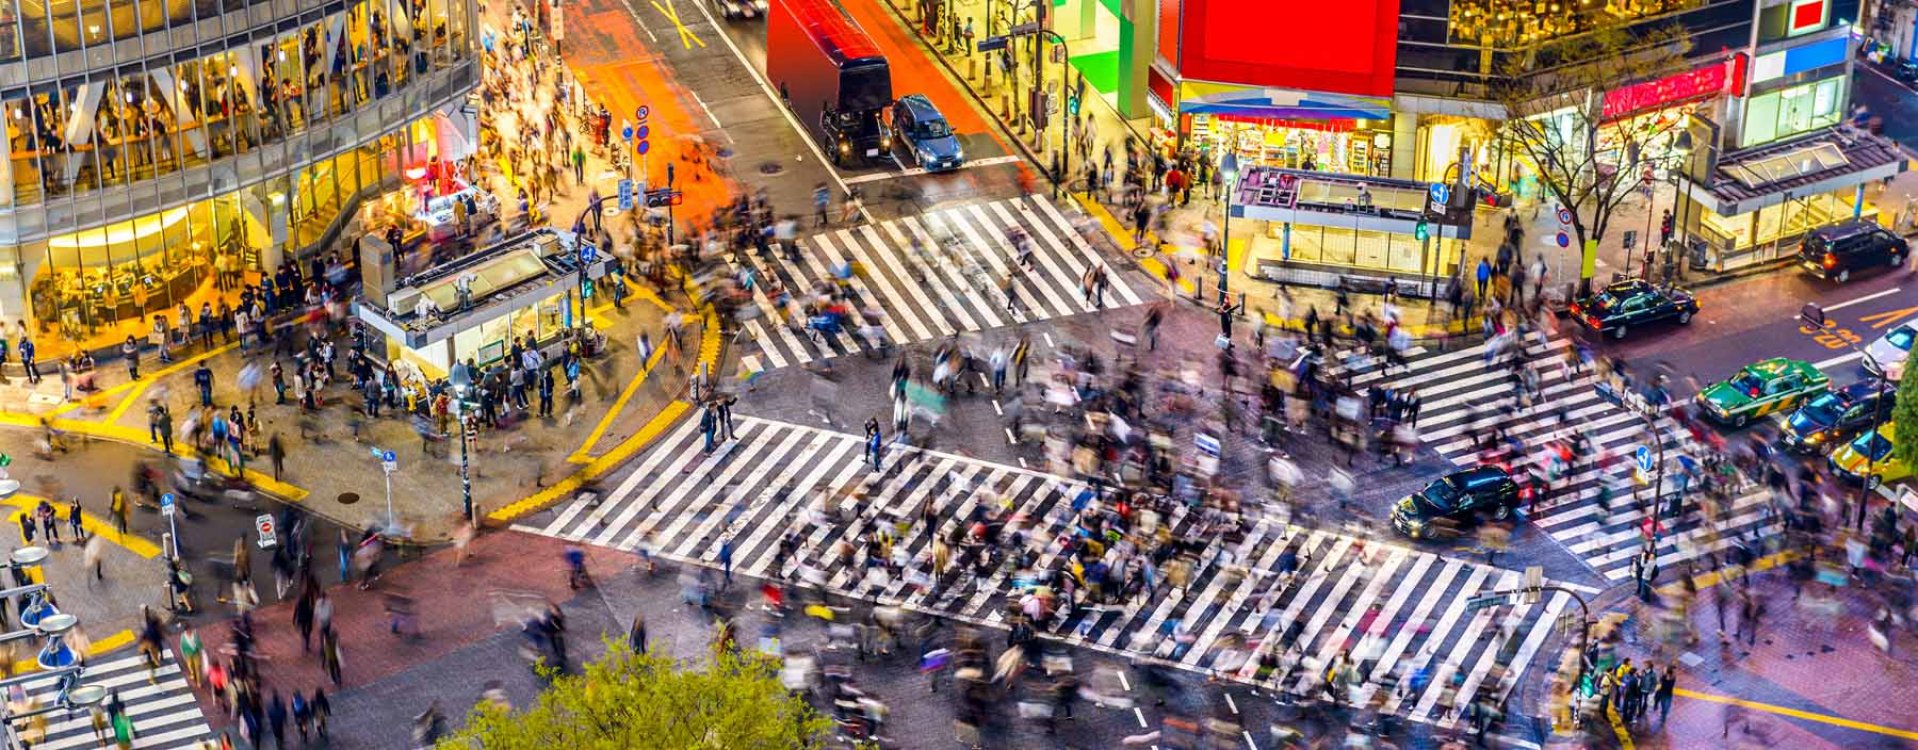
left=843, top=155, right=1026, bottom=184
left=1814, top=350, right=1865, bottom=370
left=1805, top=287, right=1902, bottom=317
left=1675, top=687, right=1918, bottom=741
left=686, top=0, right=866, bottom=221
left=650, top=0, right=707, bottom=48
left=1861, top=305, right=1918, bottom=329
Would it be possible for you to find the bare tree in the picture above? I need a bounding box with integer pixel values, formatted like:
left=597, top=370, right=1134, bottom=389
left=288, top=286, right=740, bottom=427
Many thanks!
left=1495, top=19, right=1695, bottom=275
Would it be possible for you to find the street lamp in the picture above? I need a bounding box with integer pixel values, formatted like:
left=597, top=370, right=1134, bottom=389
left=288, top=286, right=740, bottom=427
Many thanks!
left=450, top=365, right=476, bottom=524
left=1218, top=152, right=1240, bottom=340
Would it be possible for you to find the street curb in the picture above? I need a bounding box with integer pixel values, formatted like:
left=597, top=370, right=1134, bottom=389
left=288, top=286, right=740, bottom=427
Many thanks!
left=484, top=309, right=724, bottom=525
left=0, top=414, right=308, bottom=503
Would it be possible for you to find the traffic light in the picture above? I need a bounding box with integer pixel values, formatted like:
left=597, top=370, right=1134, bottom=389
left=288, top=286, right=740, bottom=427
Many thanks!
left=582, top=278, right=596, bottom=299
left=1414, top=220, right=1430, bottom=242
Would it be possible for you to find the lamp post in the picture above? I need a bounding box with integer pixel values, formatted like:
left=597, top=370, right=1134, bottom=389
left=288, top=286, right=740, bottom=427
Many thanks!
left=1218, top=151, right=1240, bottom=340
left=451, top=364, right=476, bottom=524
left=1800, top=302, right=1889, bottom=531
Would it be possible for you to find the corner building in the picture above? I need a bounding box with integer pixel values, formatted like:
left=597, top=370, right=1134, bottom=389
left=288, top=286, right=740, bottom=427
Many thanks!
left=0, top=0, right=480, bottom=355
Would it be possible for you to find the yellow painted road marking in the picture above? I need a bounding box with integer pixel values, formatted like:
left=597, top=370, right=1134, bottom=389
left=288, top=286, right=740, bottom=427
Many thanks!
left=651, top=0, right=706, bottom=48
left=51, top=342, right=241, bottom=424
left=9, top=629, right=134, bottom=674
left=490, top=308, right=722, bottom=523
left=4, top=494, right=162, bottom=558
left=489, top=399, right=691, bottom=523
left=1657, top=550, right=1800, bottom=597
left=1861, top=306, right=1918, bottom=329
left=570, top=342, right=669, bottom=463
left=1676, top=687, right=1918, bottom=741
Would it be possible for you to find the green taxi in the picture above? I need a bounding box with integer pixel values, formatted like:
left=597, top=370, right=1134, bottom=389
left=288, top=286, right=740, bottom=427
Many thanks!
left=1694, top=357, right=1830, bottom=427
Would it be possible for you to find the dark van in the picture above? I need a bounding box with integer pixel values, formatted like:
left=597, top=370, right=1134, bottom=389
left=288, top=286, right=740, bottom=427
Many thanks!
left=1800, top=221, right=1908, bottom=283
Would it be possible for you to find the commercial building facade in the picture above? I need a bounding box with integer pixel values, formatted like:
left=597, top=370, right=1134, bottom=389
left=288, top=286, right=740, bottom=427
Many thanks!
left=0, top=0, right=480, bottom=355
left=1050, top=0, right=1892, bottom=286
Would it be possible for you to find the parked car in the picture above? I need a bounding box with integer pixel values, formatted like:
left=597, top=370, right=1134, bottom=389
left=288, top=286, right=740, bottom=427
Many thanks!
left=1780, top=382, right=1893, bottom=454
left=1390, top=466, right=1519, bottom=540
left=1568, top=278, right=1698, bottom=340
left=889, top=94, right=965, bottom=172
left=1799, top=221, right=1908, bottom=283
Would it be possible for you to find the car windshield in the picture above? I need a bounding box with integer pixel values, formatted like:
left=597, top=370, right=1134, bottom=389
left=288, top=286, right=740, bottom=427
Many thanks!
left=1728, top=371, right=1767, bottom=396
left=1860, top=432, right=1895, bottom=463
left=916, top=119, right=953, bottom=138
left=1798, top=392, right=1845, bottom=425
left=1420, top=478, right=1462, bottom=511
left=1888, top=325, right=1916, bottom=352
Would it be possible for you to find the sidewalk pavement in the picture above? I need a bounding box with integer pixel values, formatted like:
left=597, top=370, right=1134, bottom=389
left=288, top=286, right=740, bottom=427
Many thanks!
left=184, top=530, right=635, bottom=730
left=1614, top=563, right=1918, bottom=748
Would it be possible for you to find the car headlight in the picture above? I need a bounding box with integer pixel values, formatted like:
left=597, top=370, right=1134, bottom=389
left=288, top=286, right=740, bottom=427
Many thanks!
left=1804, top=431, right=1827, bottom=444
left=954, top=145, right=965, bottom=161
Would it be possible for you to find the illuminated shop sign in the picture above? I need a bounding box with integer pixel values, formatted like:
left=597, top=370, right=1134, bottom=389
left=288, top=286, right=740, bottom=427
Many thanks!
left=1600, top=62, right=1730, bottom=121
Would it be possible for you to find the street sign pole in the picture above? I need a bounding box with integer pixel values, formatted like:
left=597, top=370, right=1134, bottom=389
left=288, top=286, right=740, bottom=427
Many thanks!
left=159, top=493, right=179, bottom=561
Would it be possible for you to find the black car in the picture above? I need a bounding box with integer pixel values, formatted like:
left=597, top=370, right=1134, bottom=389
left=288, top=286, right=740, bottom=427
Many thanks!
left=1391, top=466, right=1519, bottom=539
left=1781, top=382, right=1893, bottom=454
left=1800, top=221, right=1909, bottom=284
left=1896, top=59, right=1918, bottom=84
left=1568, top=279, right=1699, bottom=340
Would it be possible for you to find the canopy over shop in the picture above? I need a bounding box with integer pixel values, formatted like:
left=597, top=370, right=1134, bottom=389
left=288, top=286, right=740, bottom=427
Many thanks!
left=1232, top=167, right=1475, bottom=296
left=353, top=228, right=608, bottom=378
left=1677, top=125, right=1907, bottom=272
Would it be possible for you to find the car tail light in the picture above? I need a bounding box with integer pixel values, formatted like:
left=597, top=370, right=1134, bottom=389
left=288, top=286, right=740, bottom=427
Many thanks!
left=1824, top=253, right=1838, bottom=268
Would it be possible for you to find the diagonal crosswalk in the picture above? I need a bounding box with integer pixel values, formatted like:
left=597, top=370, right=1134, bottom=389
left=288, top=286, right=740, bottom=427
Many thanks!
left=516, top=415, right=1569, bottom=723
left=729, top=195, right=1144, bottom=373
left=12, top=651, right=214, bottom=750
left=1344, top=336, right=1783, bottom=582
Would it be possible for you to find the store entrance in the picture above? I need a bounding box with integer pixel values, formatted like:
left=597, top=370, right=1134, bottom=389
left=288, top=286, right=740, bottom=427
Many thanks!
left=1191, top=114, right=1392, bottom=177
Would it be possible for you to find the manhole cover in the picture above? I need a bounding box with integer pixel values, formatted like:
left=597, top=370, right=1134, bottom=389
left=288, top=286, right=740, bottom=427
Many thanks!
left=337, top=492, right=361, bottom=506
left=758, top=162, right=785, bottom=176
left=1130, top=247, right=1153, bottom=259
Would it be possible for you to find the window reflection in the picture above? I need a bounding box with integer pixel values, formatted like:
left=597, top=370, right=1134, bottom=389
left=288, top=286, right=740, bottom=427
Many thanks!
left=0, top=0, right=476, bottom=207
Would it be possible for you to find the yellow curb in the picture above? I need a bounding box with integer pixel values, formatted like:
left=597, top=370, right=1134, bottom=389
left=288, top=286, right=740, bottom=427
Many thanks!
left=488, top=399, right=691, bottom=523
left=8, top=629, right=135, bottom=674
left=1657, top=550, right=1802, bottom=597
left=1675, top=687, right=1918, bottom=741
left=569, top=342, right=669, bottom=463
left=1608, top=703, right=1636, bottom=750
left=0, top=415, right=311, bottom=505
left=2, top=494, right=161, bottom=558
left=48, top=343, right=241, bottom=424
left=488, top=307, right=722, bottom=523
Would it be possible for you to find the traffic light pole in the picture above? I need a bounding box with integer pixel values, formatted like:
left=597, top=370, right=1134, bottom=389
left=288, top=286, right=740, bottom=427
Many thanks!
left=983, top=24, right=1070, bottom=196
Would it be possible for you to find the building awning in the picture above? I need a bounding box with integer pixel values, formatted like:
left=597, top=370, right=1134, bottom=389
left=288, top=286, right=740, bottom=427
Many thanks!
left=1681, top=126, right=1909, bottom=216
left=1177, top=80, right=1391, bottom=121
left=1230, top=166, right=1472, bottom=239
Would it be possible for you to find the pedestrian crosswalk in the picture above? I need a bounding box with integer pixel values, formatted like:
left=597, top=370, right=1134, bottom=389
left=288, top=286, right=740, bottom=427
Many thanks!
left=11, top=651, right=213, bottom=749
left=730, top=195, right=1145, bottom=373
left=1348, top=336, right=1782, bottom=582
left=516, top=414, right=1569, bottom=724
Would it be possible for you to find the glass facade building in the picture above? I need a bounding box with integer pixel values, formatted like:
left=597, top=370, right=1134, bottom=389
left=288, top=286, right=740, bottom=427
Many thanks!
left=0, top=0, right=479, bottom=354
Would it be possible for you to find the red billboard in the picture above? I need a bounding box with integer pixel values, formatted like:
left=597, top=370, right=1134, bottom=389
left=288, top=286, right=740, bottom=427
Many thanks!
left=1176, top=0, right=1400, bottom=97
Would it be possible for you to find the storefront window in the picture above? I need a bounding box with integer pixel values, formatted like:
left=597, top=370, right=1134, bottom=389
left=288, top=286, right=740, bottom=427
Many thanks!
left=1254, top=222, right=1450, bottom=276
left=1700, top=190, right=1872, bottom=251
left=1741, top=77, right=1844, bottom=148
left=1193, top=115, right=1392, bottom=177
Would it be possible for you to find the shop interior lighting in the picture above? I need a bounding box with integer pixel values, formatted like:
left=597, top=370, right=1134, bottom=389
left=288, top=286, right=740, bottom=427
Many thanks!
left=47, top=207, right=191, bottom=251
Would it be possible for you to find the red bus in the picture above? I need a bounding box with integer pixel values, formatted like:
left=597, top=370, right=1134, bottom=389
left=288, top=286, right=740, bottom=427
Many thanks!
left=767, top=0, right=893, bottom=165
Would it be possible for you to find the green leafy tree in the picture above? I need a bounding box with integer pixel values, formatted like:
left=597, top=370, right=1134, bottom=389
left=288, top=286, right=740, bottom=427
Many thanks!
left=441, top=644, right=830, bottom=749
left=1892, top=360, right=1918, bottom=472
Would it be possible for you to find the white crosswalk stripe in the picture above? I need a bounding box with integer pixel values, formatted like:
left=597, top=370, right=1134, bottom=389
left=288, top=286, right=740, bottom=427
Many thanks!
left=516, top=415, right=1566, bottom=722
left=731, top=195, right=1142, bottom=374
left=1347, top=336, right=1784, bottom=581
left=10, top=651, right=215, bottom=749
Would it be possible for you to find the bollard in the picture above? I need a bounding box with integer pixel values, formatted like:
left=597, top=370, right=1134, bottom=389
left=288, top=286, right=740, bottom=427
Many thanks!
left=969, top=57, right=978, bottom=83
